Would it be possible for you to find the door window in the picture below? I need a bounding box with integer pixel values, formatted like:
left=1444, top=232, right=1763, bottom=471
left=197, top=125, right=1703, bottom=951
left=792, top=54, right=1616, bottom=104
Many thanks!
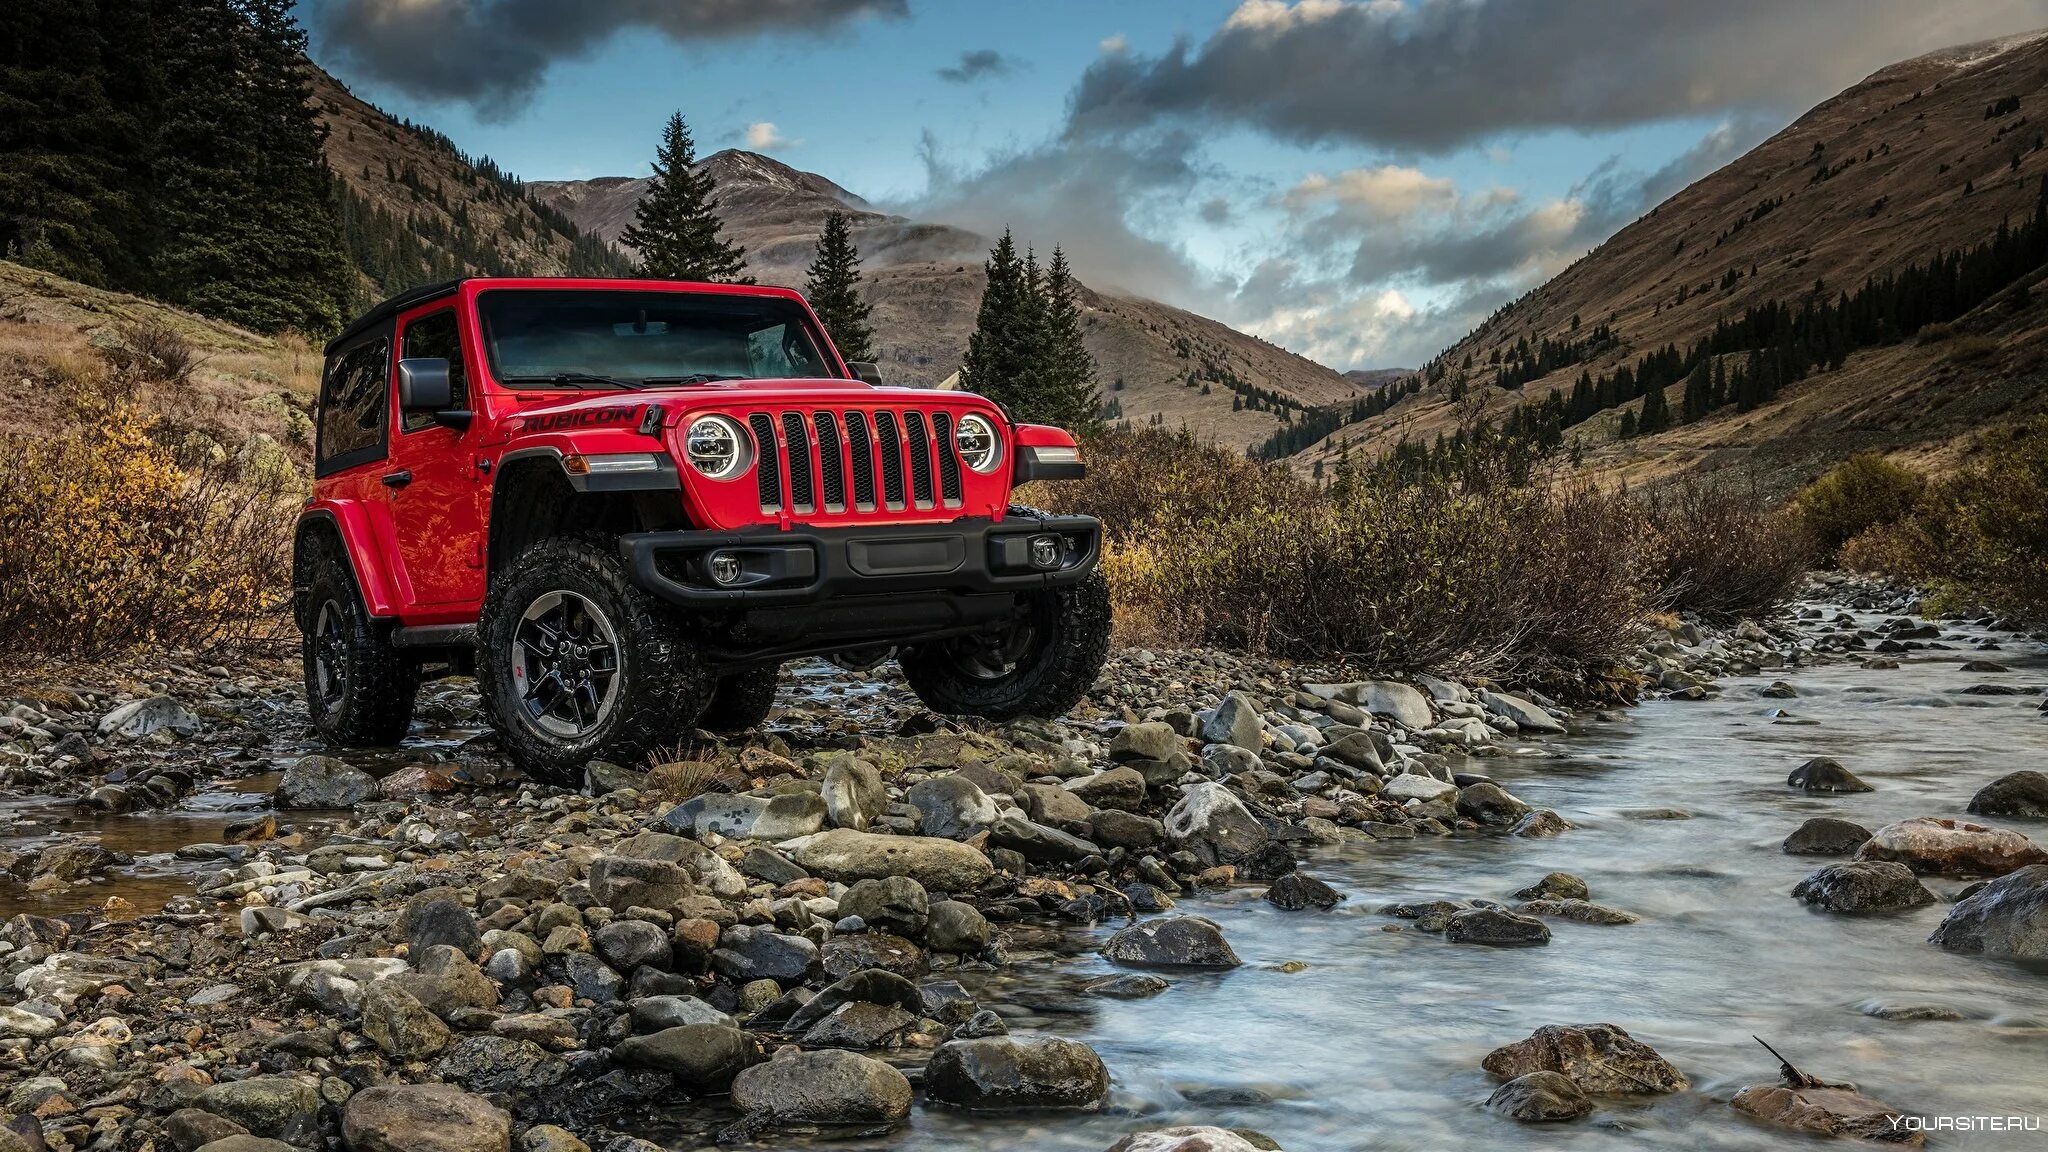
left=399, top=309, right=468, bottom=432
left=317, top=337, right=390, bottom=474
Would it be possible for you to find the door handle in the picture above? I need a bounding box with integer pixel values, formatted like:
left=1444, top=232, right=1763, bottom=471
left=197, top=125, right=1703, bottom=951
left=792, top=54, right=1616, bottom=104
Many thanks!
left=381, top=469, right=413, bottom=489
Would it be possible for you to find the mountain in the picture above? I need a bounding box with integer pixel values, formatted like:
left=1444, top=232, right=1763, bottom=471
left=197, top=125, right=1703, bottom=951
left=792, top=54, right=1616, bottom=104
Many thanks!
left=1298, top=31, right=2048, bottom=489
left=531, top=153, right=1361, bottom=447
left=1344, top=369, right=1413, bottom=390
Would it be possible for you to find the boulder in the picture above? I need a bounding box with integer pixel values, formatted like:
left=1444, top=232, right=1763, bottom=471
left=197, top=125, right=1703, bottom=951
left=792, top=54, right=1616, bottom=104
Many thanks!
left=586, top=855, right=695, bottom=912
left=1263, top=872, right=1342, bottom=911
left=195, top=1078, right=320, bottom=1140
left=1513, top=810, right=1573, bottom=838
left=1968, top=770, right=2048, bottom=818
left=1201, top=692, right=1264, bottom=752
left=1066, top=766, right=1148, bottom=811
left=1108, top=722, right=1182, bottom=763
left=1103, top=1129, right=1267, bottom=1152
left=926, top=900, right=991, bottom=953
left=1731, top=1084, right=1922, bottom=1145
left=783, top=969, right=925, bottom=1034
left=97, top=694, right=199, bottom=739
left=1787, top=757, right=1872, bottom=794
left=821, top=754, right=887, bottom=830
left=1512, top=872, right=1589, bottom=902
left=273, top=756, right=376, bottom=809
left=988, top=813, right=1100, bottom=863
left=341, top=1084, right=511, bottom=1152
left=434, top=1036, right=568, bottom=1095
left=610, top=1023, right=761, bottom=1090
left=711, top=925, right=817, bottom=984
left=1481, top=1023, right=1687, bottom=1094
left=904, top=774, right=999, bottom=840
left=406, top=898, right=482, bottom=957
left=799, top=1001, right=917, bottom=1050
left=630, top=995, right=734, bottom=1032
left=1928, top=863, right=2048, bottom=958
left=1350, top=680, right=1434, bottom=730
left=836, top=876, right=930, bottom=937
left=1383, top=773, right=1457, bottom=802
left=819, top=932, right=926, bottom=980
left=1163, top=782, right=1268, bottom=866
left=360, top=980, right=452, bottom=1059
left=594, top=919, right=673, bottom=973
left=1782, top=817, right=1872, bottom=856
left=923, top=1037, right=1110, bottom=1110
left=1479, top=691, right=1566, bottom=735
left=1515, top=899, right=1640, bottom=926
left=731, top=1049, right=913, bottom=1125
left=1486, top=1071, right=1592, bottom=1122
left=780, top=829, right=994, bottom=891
left=667, top=791, right=828, bottom=840
left=1791, top=862, right=1936, bottom=914
left=1445, top=907, right=1551, bottom=946
left=612, top=830, right=749, bottom=897
left=1320, top=731, right=1385, bottom=772
left=1456, top=782, right=1532, bottom=827
left=1100, top=916, right=1240, bottom=968
left=1856, top=817, right=2048, bottom=876
left=1089, top=809, right=1165, bottom=851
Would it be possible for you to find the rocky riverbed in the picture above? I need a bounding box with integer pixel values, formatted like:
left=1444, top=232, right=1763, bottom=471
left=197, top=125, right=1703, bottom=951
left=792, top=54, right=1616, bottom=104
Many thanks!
left=3, top=575, right=2047, bottom=1152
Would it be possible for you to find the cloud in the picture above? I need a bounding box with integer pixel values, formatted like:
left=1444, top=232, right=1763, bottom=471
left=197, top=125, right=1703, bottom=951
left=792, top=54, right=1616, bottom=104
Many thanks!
left=1283, top=166, right=1457, bottom=222
left=308, top=0, right=907, bottom=119
left=744, top=122, right=797, bottom=149
left=936, top=49, right=1022, bottom=84
left=1068, top=0, right=2048, bottom=149
left=1098, top=34, right=1129, bottom=55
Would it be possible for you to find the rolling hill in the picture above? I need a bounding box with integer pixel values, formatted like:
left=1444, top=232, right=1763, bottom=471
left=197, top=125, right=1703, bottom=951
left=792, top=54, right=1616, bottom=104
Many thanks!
left=1295, top=31, right=2048, bottom=490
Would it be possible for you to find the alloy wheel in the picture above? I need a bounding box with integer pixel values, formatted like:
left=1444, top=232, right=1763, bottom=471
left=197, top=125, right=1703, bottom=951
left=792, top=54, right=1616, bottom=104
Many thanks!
left=509, top=590, right=623, bottom=739
left=312, top=599, right=348, bottom=707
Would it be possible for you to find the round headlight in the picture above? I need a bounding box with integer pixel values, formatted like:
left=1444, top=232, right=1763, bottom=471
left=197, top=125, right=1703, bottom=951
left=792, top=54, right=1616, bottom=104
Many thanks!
left=955, top=413, right=1002, bottom=474
left=685, top=415, right=750, bottom=480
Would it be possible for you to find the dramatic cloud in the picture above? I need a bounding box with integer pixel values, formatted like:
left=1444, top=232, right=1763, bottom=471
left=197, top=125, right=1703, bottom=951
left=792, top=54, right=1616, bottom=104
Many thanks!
left=936, top=49, right=1021, bottom=84
left=744, top=122, right=796, bottom=149
left=309, top=0, right=906, bottom=118
left=1069, top=0, right=2048, bottom=149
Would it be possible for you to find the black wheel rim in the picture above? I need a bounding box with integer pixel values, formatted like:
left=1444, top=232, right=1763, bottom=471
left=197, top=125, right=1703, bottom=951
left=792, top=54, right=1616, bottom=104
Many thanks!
left=312, top=599, right=347, bottom=707
left=945, top=615, right=1041, bottom=681
left=509, top=590, right=622, bottom=740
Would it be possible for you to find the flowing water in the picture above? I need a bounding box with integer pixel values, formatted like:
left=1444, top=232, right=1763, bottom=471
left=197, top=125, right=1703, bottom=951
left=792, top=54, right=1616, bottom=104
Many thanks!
left=6, top=601, right=2047, bottom=1149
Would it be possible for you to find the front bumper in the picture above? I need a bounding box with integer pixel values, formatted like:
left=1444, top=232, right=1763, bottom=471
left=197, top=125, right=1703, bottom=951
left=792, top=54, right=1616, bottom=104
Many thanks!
left=618, top=512, right=1101, bottom=607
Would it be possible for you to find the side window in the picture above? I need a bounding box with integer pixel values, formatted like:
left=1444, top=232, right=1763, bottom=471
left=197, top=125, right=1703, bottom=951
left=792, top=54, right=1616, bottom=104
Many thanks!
left=399, top=309, right=467, bottom=432
left=317, top=337, right=390, bottom=472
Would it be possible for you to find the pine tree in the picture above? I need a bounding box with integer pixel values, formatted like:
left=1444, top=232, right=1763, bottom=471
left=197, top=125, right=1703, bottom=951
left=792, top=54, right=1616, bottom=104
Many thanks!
left=620, top=112, right=748, bottom=283
left=803, top=210, right=873, bottom=362
left=1034, top=246, right=1101, bottom=430
left=1638, top=379, right=1670, bottom=434
left=959, top=229, right=1037, bottom=412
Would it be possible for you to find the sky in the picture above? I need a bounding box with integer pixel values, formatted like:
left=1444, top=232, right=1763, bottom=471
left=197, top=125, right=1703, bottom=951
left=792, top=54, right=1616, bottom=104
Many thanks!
left=301, top=0, right=2048, bottom=371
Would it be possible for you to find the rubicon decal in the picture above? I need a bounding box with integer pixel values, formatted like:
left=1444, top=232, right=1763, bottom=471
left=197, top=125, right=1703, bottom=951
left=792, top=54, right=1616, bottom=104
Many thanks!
left=518, top=406, right=643, bottom=433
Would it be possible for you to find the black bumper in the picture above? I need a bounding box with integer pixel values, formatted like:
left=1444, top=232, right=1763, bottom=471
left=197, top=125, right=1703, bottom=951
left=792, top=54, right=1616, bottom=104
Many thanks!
left=618, top=513, right=1101, bottom=607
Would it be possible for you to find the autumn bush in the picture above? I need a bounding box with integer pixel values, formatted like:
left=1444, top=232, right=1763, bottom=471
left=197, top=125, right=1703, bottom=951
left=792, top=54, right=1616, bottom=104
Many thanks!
left=0, top=364, right=296, bottom=661
left=1642, top=477, right=1811, bottom=619
left=1795, top=451, right=1927, bottom=559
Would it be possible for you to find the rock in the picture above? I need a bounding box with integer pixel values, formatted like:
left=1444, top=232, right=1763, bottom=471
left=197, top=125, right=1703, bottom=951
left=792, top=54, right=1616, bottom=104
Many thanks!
left=563, top=951, right=624, bottom=1003
left=1202, top=692, right=1264, bottom=752
left=392, top=946, right=498, bottom=1017
left=1090, top=809, right=1165, bottom=850
left=273, top=755, right=376, bottom=809
left=1481, top=1023, right=1687, bottom=1094
left=1320, top=730, right=1384, bottom=773
left=784, top=969, right=925, bottom=1033
left=1084, top=973, right=1170, bottom=999
left=166, top=1110, right=248, bottom=1152
left=781, top=829, right=994, bottom=891
left=711, top=925, right=817, bottom=984
left=342, top=1084, right=511, bottom=1152
left=837, top=876, right=930, bottom=937
left=519, top=1127, right=587, bottom=1152
left=1512, top=872, right=1588, bottom=902
left=1383, top=773, right=1457, bottom=802
left=610, top=1024, right=761, bottom=1090
left=1103, top=1129, right=1267, bottom=1152
left=1163, top=782, right=1268, bottom=866
left=1109, top=722, right=1182, bottom=763
left=1928, top=863, right=2048, bottom=958
left=1731, top=1084, right=1922, bottom=1145
left=1310, top=680, right=1433, bottom=730
left=97, top=695, right=198, bottom=739
left=1782, top=817, right=1872, bottom=856
left=668, top=791, right=828, bottom=840
left=923, top=1037, right=1110, bottom=1111
left=1445, top=907, right=1550, bottom=946
left=195, top=1139, right=295, bottom=1152
left=1100, top=916, right=1241, bottom=968
left=731, top=1049, right=913, bottom=1125
left=360, top=980, right=452, bottom=1059
left=800, top=1000, right=917, bottom=1049
left=1516, top=899, right=1640, bottom=926
left=1066, top=766, right=1148, bottom=811
left=989, top=812, right=1101, bottom=863
left=29, top=841, right=114, bottom=881
left=821, top=754, right=887, bottom=830
left=1486, top=1071, right=1593, bottom=1122
left=1456, top=782, right=1532, bottom=827
left=1263, top=872, right=1342, bottom=910
left=594, top=919, right=673, bottom=973
left=586, top=855, right=694, bottom=912
left=583, top=760, right=646, bottom=795
left=1787, top=756, right=1872, bottom=794
left=435, top=1036, right=567, bottom=1094
left=1513, top=810, right=1573, bottom=838
left=196, top=1077, right=320, bottom=1140
left=407, top=898, right=482, bottom=957
left=1023, top=783, right=1095, bottom=828
left=926, top=900, right=991, bottom=953
left=1480, top=691, right=1566, bottom=735
left=1792, top=862, right=1936, bottom=914
left=820, top=932, right=925, bottom=980
left=630, top=995, right=734, bottom=1032
left=1968, top=770, right=2048, bottom=818
left=0, top=1005, right=60, bottom=1041
left=1857, top=817, right=2048, bottom=876
left=612, top=830, right=749, bottom=896
left=904, top=774, right=999, bottom=840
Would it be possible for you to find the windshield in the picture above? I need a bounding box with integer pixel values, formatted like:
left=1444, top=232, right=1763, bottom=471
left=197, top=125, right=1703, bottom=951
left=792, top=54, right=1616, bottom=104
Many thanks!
left=477, top=289, right=839, bottom=388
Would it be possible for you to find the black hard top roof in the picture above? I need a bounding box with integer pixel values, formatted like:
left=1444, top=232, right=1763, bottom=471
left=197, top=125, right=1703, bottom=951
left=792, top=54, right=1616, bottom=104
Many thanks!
left=324, top=279, right=462, bottom=356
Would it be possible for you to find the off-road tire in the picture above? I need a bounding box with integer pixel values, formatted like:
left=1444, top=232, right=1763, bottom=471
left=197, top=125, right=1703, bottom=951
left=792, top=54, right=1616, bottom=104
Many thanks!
left=479, top=538, right=711, bottom=788
left=696, top=666, right=781, bottom=733
left=900, top=568, right=1112, bottom=722
left=300, top=533, right=419, bottom=747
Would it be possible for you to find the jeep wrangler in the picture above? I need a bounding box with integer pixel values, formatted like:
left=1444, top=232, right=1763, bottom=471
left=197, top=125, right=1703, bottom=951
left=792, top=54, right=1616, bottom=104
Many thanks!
left=294, top=277, right=1109, bottom=786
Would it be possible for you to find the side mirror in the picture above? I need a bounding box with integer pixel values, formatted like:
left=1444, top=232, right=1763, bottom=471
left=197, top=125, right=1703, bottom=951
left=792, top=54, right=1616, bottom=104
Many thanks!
left=847, top=361, right=884, bottom=386
left=397, top=357, right=471, bottom=431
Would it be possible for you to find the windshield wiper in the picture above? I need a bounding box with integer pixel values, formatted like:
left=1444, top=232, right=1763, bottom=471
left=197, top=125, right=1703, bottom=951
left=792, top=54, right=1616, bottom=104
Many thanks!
left=502, top=372, right=646, bottom=390
left=641, top=373, right=747, bottom=385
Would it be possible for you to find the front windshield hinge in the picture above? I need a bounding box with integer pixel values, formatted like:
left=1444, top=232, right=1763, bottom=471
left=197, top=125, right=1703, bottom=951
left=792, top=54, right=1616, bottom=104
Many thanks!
left=638, top=404, right=666, bottom=437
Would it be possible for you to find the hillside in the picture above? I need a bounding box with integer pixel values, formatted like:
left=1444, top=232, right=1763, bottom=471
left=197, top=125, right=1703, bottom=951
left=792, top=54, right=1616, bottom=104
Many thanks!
left=1300, top=31, right=2048, bottom=489
left=533, top=153, right=1361, bottom=447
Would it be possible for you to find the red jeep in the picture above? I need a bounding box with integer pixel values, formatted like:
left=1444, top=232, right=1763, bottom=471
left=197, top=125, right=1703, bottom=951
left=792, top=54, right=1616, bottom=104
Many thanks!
left=295, top=278, right=1109, bottom=786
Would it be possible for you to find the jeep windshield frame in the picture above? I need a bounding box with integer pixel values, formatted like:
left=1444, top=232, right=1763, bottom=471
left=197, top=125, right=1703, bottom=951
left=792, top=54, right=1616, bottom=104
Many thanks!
left=476, top=288, right=841, bottom=390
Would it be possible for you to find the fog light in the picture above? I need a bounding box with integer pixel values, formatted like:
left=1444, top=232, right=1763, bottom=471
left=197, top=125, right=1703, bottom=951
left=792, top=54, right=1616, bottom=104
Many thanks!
left=707, top=552, right=743, bottom=586
left=1029, top=534, right=1061, bottom=570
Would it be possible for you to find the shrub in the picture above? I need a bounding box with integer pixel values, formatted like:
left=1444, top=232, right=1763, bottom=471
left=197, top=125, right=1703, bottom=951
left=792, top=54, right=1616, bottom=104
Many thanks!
left=1642, top=478, right=1810, bottom=619
left=0, top=373, right=295, bottom=660
left=102, top=317, right=203, bottom=387
left=1795, top=452, right=1927, bottom=558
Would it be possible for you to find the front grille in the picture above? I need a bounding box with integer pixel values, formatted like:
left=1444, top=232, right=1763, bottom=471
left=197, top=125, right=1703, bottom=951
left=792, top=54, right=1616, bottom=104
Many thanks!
left=746, top=407, right=968, bottom=517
